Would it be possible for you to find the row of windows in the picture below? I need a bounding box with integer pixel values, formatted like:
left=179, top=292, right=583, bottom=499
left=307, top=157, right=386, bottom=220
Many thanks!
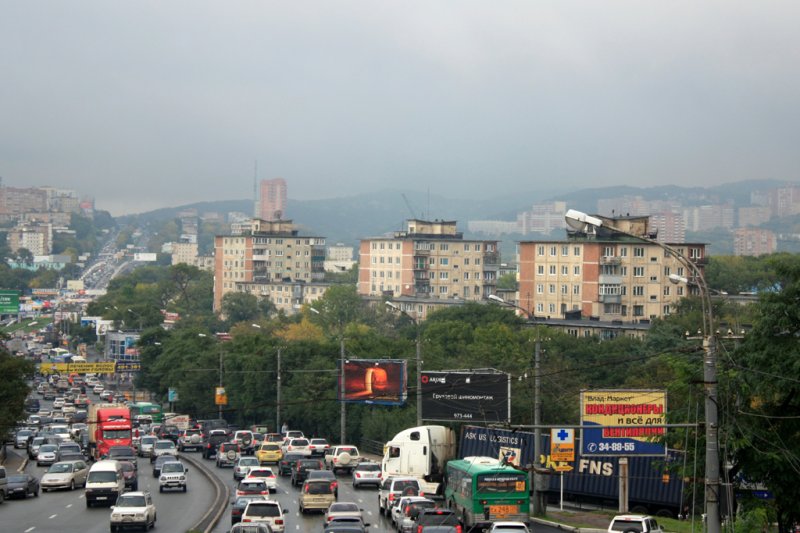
left=371, top=241, right=494, bottom=252
left=536, top=283, right=581, bottom=295
left=372, top=256, right=483, bottom=267
left=537, top=265, right=581, bottom=276
left=537, top=245, right=583, bottom=257
left=535, top=243, right=704, bottom=261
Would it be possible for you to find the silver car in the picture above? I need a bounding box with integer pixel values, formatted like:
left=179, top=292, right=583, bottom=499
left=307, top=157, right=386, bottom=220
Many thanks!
left=41, top=460, right=89, bottom=491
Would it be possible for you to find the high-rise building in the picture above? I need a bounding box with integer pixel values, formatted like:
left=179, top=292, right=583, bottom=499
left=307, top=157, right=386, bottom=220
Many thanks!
left=358, top=219, right=500, bottom=306
left=213, top=219, right=325, bottom=312
left=257, top=178, right=287, bottom=221
left=518, top=214, right=706, bottom=323
left=733, top=228, right=777, bottom=257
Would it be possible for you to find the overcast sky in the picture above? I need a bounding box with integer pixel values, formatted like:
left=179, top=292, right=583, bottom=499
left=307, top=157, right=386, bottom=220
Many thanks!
left=1, top=1, right=799, bottom=215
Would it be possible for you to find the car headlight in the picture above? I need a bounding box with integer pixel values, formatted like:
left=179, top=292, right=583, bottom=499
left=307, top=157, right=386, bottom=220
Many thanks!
left=135, top=513, right=145, bottom=519
left=159, top=476, right=166, bottom=482
left=179, top=476, right=186, bottom=481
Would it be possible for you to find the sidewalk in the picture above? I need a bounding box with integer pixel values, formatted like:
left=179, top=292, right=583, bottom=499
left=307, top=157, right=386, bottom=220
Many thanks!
left=532, top=509, right=611, bottom=533
left=0, top=445, right=27, bottom=473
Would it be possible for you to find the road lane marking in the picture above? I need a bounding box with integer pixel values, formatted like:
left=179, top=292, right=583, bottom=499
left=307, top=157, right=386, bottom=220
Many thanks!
left=48, top=514, right=57, bottom=519
left=24, top=528, right=35, bottom=532
left=66, top=504, right=73, bottom=508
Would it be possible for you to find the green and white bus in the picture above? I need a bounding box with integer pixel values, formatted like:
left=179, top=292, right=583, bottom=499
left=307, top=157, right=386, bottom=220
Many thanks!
left=130, top=401, right=163, bottom=424
left=444, top=456, right=530, bottom=528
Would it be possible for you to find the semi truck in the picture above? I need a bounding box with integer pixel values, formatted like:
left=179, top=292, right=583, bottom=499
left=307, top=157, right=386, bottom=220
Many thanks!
left=88, top=403, right=132, bottom=460
left=458, top=425, right=684, bottom=517
left=381, top=425, right=457, bottom=495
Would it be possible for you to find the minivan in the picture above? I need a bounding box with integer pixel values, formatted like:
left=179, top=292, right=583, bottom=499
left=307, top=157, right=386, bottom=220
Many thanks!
left=85, top=460, right=125, bottom=507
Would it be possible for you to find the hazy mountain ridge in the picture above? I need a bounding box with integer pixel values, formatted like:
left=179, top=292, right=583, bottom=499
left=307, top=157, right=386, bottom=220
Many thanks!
left=119, top=180, right=795, bottom=248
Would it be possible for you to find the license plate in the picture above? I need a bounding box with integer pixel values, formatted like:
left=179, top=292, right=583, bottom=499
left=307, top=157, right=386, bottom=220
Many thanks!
left=490, top=504, right=518, bottom=517
left=96, top=496, right=108, bottom=500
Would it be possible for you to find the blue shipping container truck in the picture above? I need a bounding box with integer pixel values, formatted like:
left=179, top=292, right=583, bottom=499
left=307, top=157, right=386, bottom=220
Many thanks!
left=459, top=425, right=684, bottom=517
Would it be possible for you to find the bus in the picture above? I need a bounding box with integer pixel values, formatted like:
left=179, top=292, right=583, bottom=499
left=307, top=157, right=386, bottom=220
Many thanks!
left=444, top=456, right=530, bottom=528
left=129, top=402, right=163, bottom=424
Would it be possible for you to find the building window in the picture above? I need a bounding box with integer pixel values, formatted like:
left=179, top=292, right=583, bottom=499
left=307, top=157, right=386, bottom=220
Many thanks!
left=574, top=246, right=581, bottom=256
left=537, top=283, right=544, bottom=294
left=561, top=265, right=569, bottom=275
left=537, top=303, right=544, bottom=313
left=663, top=305, right=671, bottom=315
left=464, top=244, right=470, bottom=251
left=664, top=266, right=671, bottom=276
left=573, top=284, right=580, bottom=295
left=549, top=284, right=556, bottom=294
left=439, top=258, right=449, bottom=265
left=549, top=303, right=556, bottom=313
left=562, top=245, right=569, bottom=256
left=441, top=243, right=449, bottom=251
left=650, top=276, right=658, bottom=282
left=464, top=272, right=470, bottom=280
left=538, top=245, right=545, bottom=256
left=574, top=265, right=581, bottom=275
left=550, top=246, right=557, bottom=256
left=633, top=286, right=644, bottom=296
left=663, top=286, right=671, bottom=296
left=603, top=246, right=614, bottom=257
left=633, top=266, right=644, bottom=277
left=537, top=265, right=544, bottom=275
left=620, top=266, right=628, bottom=276
left=475, top=258, right=480, bottom=265
left=439, top=272, right=448, bottom=280
left=549, top=265, right=556, bottom=275
left=633, top=305, right=645, bottom=316
left=439, top=286, right=448, bottom=294
left=561, top=284, right=568, bottom=294
left=678, top=286, right=684, bottom=296
left=634, top=247, right=645, bottom=257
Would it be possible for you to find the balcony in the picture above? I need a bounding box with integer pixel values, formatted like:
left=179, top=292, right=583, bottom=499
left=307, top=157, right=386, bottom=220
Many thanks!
left=598, top=275, right=622, bottom=285
left=599, top=294, right=622, bottom=303
left=600, top=256, right=622, bottom=265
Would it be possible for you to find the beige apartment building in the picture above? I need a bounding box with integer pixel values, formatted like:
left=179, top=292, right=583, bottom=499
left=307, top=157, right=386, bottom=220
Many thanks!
left=518, top=215, right=707, bottom=322
left=171, top=242, right=199, bottom=266
left=358, top=219, right=500, bottom=314
left=213, top=219, right=326, bottom=312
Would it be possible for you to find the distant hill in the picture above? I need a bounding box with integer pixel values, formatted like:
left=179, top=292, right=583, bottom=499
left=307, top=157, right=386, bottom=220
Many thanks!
left=117, top=180, right=795, bottom=249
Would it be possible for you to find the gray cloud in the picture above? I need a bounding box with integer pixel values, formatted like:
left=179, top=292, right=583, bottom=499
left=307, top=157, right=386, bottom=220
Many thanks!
left=1, top=1, right=798, bottom=215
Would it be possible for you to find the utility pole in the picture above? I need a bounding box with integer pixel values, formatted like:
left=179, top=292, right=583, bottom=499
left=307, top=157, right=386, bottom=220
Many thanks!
left=533, top=332, right=543, bottom=516
left=385, top=301, right=423, bottom=426
left=218, top=346, right=223, bottom=419
left=276, top=347, right=282, bottom=433
left=340, top=336, right=346, bottom=444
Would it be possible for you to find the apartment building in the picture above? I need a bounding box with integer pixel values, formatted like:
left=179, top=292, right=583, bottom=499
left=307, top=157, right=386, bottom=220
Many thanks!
left=358, top=219, right=500, bottom=310
left=171, top=242, right=199, bottom=266
left=518, top=215, right=706, bottom=323
left=234, top=280, right=329, bottom=315
left=257, top=178, right=287, bottom=221
left=213, top=219, right=325, bottom=311
left=8, top=222, right=53, bottom=256
left=733, top=228, right=777, bottom=257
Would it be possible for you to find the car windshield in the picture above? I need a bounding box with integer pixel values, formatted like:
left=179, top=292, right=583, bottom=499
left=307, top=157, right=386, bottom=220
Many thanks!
left=261, top=444, right=279, bottom=451
left=393, top=480, right=419, bottom=492
left=246, top=503, right=280, bottom=517
left=292, top=439, right=309, bottom=446
left=141, top=437, right=157, bottom=444
left=250, top=470, right=274, bottom=477
left=155, top=441, right=175, bottom=449
left=88, top=471, right=117, bottom=483
left=48, top=463, right=74, bottom=473
left=357, top=464, right=380, bottom=472
left=240, top=458, right=259, bottom=466
left=116, top=495, right=146, bottom=507
left=330, top=503, right=359, bottom=512
left=306, top=482, right=333, bottom=494
left=161, top=462, right=184, bottom=473
left=611, top=520, right=647, bottom=532
left=39, top=445, right=57, bottom=453
left=8, top=475, right=29, bottom=482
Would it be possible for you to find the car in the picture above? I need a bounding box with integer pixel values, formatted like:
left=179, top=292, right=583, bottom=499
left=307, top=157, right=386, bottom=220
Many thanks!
left=216, top=442, right=242, bottom=468
left=150, top=439, right=178, bottom=462
left=202, top=429, right=230, bottom=459
left=277, top=452, right=305, bottom=476
left=177, top=428, right=204, bottom=452
left=324, top=517, right=370, bottom=533
left=109, top=491, right=157, bottom=532
left=57, top=441, right=84, bottom=461
left=308, top=438, right=330, bottom=456
left=6, top=473, right=39, bottom=498
left=306, top=469, right=338, bottom=497
left=99, top=390, right=112, bottom=401
left=42, top=389, right=56, bottom=400
left=351, top=461, right=382, bottom=489
left=236, top=479, right=269, bottom=497
left=36, top=444, right=59, bottom=466
left=391, top=495, right=433, bottom=529
left=40, top=460, right=89, bottom=491
left=70, top=422, right=88, bottom=438
left=415, top=509, right=461, bottom=532
left=158, top=460, right=188, bottom=492
left=283, top=430, right=304, bottom=439
left=396, top=497, right=437, bottom=533
left=234, top=456, right=261, bottom=480
left=157, top=424, right=181, bottom=443
left=241, top=500, right=285, bottom=532
left=325, top=445, right=360, bottom=474
left=488, top=522, right=531, bottom=532
left=281, top=437, right=311, bottom=456
left=608, top=515, right=664, bottom=533
left=299, top=479, right=337, bottom=514
left=93, top=384, right=104, bottom=394
left=230, top=494, right=270, bottom=525
left=326, top=502, right=365, bottom=524
left=256, top=443, right=283, bottom=465
left=138, top=435, right=158, bottom=457
left=378, top=476, right=423, bottom=516
left=264, top=432, right=283, bottom=443
left=28, top=436, right=47, bottom=460
left=14, top=428, right=34, bottom=449
left=290, top=457, right=324, bottom=486
left=233, top=430, right=256, bottom=455
left=106, top=445, right=137, bottom=466
left=152, top=454, right=177, bottom=478
left=245, top=467, right=278, bottom=493
left=52, top=397, right=65, bottom=409
left=119, top=460, right=138, bottom=491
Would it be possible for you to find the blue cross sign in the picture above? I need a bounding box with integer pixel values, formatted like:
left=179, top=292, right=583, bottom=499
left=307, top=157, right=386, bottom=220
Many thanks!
left=553, top=428, right=574, bottom=443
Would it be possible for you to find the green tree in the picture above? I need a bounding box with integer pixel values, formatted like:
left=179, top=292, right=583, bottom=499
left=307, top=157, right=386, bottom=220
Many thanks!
left=0, top=344, right=35, bottom=442
left=221, top=292, right=261, bottom=325
left=496, top=272, right=518, bottom=291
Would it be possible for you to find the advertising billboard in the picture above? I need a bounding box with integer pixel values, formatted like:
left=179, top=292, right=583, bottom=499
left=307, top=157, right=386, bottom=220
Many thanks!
left=340, top=359, right=407, bottom=405
left=420, top=371, right=510, bottom=423
left=0, top=290, right=20, bottom=314
left=581, top=389, right=667, bottom=457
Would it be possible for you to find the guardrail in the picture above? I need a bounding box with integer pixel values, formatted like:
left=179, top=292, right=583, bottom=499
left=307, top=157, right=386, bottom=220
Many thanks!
left=359, top=438, right=384, bottom=458
left=181, top=453, right=230, bottom=533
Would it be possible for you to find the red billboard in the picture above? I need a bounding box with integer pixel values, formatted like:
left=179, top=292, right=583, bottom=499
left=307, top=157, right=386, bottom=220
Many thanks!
left=340, top=359, right=407, bottom=406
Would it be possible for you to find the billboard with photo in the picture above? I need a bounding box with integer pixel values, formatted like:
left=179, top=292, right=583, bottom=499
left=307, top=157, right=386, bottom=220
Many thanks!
left=340, top=359, right=407, bottom=406
left=580, top=389, right=667, bottom=457
left=420, top=371, right=510, bottom=423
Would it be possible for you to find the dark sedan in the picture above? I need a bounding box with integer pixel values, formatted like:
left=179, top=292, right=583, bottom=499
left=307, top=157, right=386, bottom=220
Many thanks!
left=6, top=474, right=39, bottom=498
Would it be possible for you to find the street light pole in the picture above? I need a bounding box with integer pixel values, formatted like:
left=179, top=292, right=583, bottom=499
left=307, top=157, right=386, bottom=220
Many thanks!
left=565, top=209, right=718, bottom=533
left=309, top=306, right=347, bottom=444
left=488, top=294, right=544, bottom=517
left=385, top=301, right=422, bottom=426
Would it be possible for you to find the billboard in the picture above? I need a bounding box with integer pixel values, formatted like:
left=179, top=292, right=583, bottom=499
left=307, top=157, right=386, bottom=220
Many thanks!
left=581, top=389, right=667, bottom=457
left=39, top=362, right=117, bottom=374
left=340, top=359, right=407, bottom=405
left=0, top=290, right=20, bottom=314
left=420, top=371, right=510, bottom=423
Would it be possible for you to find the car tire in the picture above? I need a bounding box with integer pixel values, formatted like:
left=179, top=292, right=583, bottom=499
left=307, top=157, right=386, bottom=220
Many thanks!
left=182, top=485, right=187, bottom=493
left=159, top=486, right=163, bottom=493
left=70, top=480, right=75, bottom=491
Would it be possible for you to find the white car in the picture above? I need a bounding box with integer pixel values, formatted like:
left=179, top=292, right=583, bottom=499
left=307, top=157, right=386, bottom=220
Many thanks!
left=280, top=437, right=311, bottom=456
left=391, top=495, right=430, bottom=529
left=245, top=467, right=278, bottom=493
left=36, top=444, right=59, bottom=466
left=53, top=397, right=65, bottom=409
left=150, top=439, right=178, bottom=462
left=110, top=491, right=157, bottom=532
left=234, top=456, right=261, bottom=481
left=326, top=501, right=365, bottom=524
left=489, top=521, right=532, bottom=532
left=158, top=461, right=188, bottom=492
left=608, top=515, right=664, bottom=533
left=241, top=500, right=285, bottom=533
left=93, top=384, right=104, bottom=394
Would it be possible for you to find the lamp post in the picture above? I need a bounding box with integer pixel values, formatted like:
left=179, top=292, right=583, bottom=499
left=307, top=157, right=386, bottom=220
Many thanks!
left=385, top=301, right=422, bottom=426
left=565, top=209, right=718, bottom=533
left=199, top=333, right=225, bottom=420
left=488, top=294, right=545, bottom=517
left=309, top=307, right=346, bottom=444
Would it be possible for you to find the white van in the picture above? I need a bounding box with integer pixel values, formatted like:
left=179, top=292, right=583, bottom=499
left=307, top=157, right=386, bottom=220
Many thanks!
left=85, top=460, right=124, bottom=507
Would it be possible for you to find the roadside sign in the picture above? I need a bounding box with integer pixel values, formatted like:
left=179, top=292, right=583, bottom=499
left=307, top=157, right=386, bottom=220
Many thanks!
left=551, top=428, right=575, bottom=462
left=115, top=362, right=142, bottom=372
left=39, top=362, right=117, bottom=374
left=215, top=386, right=227, bottom=405
left=553, top=464, right=573, bottom=472
left=168, top=388, right=178, bottom=402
